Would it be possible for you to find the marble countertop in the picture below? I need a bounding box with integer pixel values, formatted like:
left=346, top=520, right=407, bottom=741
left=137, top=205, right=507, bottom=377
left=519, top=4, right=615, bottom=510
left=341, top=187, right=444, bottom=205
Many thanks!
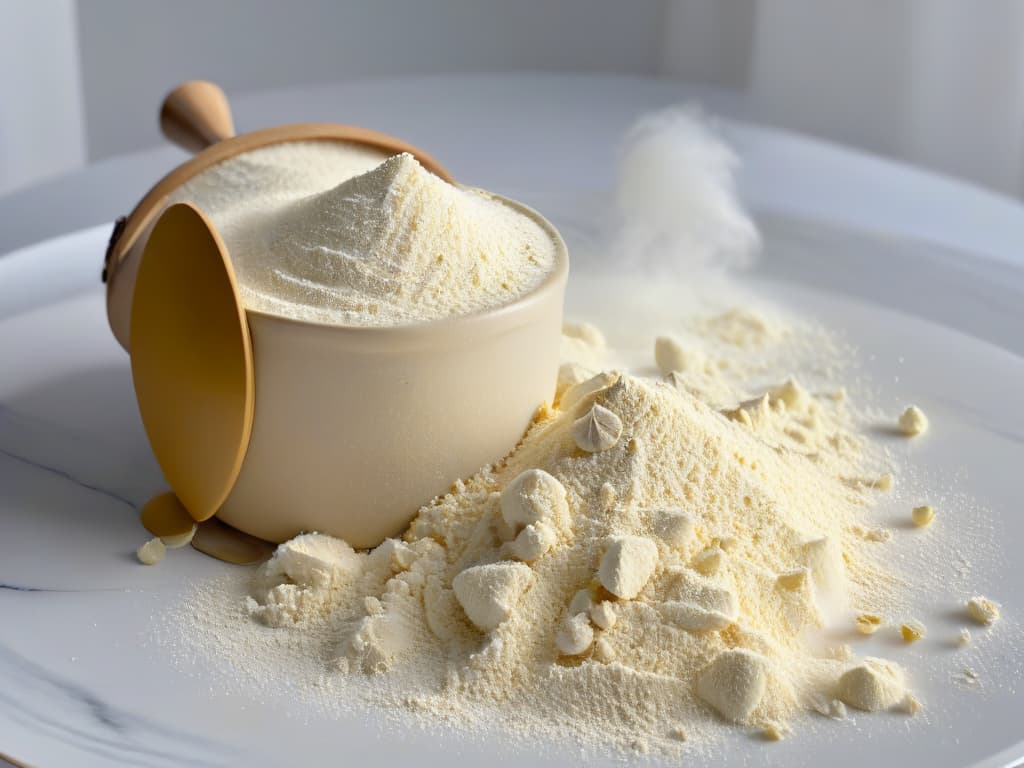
left=2, top=74, right=1023, bottom=767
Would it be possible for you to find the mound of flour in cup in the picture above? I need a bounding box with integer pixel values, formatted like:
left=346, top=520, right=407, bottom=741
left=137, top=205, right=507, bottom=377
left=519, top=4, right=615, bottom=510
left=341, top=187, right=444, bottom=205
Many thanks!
left=168, top=146, right=557, bottom=325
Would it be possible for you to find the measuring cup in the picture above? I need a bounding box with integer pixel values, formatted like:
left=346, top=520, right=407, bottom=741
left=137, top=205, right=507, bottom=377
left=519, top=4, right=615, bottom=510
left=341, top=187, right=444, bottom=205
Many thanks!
left=119, top=83, right=568, bottom=549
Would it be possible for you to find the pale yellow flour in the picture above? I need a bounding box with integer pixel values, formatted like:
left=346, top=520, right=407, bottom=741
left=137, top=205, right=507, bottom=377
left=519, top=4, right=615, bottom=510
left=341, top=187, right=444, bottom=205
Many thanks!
left=232, top=338, right=910, bottom=750
left=171, top=150, right=557, bottom=326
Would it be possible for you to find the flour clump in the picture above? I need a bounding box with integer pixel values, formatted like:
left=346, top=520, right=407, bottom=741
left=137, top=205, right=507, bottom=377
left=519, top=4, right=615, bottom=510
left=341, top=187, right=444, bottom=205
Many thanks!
left=836, top=658, right=906, bottom=711
left=696, top=649, right=771, bottom=723
left=598, top=535, right=660, bottom=600
left=452, top=561, right=534, bottom=632
left=247, top=533, right=362, bottom=626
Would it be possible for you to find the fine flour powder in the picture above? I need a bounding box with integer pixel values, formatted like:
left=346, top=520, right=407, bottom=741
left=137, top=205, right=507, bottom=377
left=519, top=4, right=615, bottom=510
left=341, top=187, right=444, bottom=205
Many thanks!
left=168, top=148, right=557, bottom=326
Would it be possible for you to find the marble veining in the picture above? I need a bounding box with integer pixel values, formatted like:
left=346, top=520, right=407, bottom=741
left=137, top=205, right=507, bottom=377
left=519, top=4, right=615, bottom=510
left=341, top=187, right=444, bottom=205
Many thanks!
left=933, top=394, right=1024, bottom=447
left=0, top=402, right=151, bottom=512
left=0, top=583, right=127, bottom=593
left=0, top=443, right=137, bottom=512
left=0, top=644, right=228, bottom=767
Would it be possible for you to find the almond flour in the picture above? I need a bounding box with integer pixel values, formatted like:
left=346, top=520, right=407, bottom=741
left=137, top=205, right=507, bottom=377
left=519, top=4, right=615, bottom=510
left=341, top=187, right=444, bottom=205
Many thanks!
left=176, top=351, right=919, bottom=755
left=169, top=149, right=557, bottom=326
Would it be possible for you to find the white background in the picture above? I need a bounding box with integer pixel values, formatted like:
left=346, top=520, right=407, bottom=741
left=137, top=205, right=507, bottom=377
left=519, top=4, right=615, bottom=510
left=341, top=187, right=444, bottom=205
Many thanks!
left=1, top=0, right=1023, bottom=197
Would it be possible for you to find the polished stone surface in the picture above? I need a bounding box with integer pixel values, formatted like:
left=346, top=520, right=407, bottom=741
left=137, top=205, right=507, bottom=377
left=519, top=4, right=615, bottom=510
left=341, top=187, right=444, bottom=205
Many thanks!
left=2, top=74, right=1023, bottom=767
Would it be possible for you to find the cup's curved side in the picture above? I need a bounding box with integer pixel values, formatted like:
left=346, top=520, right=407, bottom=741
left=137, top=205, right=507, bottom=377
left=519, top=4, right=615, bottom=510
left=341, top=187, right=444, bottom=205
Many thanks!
left=218, top=272, right=565, bottom=547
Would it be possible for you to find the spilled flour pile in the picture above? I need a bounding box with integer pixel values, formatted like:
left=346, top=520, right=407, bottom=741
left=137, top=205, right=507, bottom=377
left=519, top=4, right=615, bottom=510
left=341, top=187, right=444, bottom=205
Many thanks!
left=181, top=336, right=922, bottom=752
left=258, top=367, right=878, bottom=731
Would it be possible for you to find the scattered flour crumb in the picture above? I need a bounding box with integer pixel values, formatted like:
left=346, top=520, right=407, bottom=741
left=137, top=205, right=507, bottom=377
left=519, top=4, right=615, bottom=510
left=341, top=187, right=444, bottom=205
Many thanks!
left=811, top=695, right=848, bottom=720
left=836, top=659, right=906, bottom=711
left=562, top=321, right=606, bottom=348
left=760, top=721, right=791, bottom=741
left=898, top=405, right=929, bottom=437
left=911, top=505, right=936, bottom=528
left=136, top=537, right=165, bottom=565
left=855, top=614, right=883, bottom=635
left=900, top=693, right=923, bottom=716
left=966, top=596, right=1001, bottom=626
left=900, top=621, right=927, bottom=642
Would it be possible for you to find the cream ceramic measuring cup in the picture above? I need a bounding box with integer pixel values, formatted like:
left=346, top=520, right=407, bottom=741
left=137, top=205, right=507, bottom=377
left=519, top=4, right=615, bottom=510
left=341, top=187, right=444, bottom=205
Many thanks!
left=120, top=83, right=569, bottom=549
left=133, top=200, right=567, bottom=548
left=224, top=210, right=566, bottom=547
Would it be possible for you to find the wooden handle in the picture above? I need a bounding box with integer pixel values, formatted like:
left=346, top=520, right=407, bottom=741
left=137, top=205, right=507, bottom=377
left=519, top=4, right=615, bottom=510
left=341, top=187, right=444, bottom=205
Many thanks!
left=160, top=81, right=235, bottom=153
